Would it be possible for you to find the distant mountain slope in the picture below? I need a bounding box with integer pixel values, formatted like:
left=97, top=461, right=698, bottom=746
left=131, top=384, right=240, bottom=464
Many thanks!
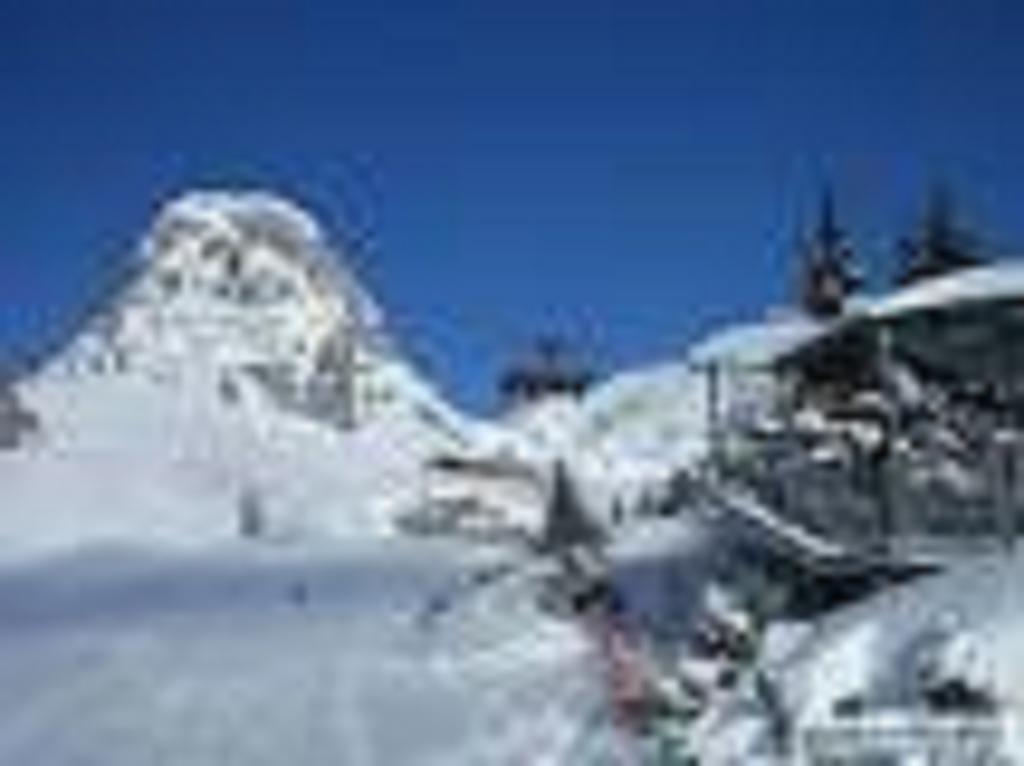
left=48, top=190, right=440, bottom=428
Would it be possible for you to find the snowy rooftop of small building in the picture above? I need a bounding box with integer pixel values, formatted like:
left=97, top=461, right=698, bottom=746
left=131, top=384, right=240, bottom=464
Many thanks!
left=687, top=312, right=826, bottom=368
left=689, top=261, right=1024, bottom=371
left=866, top=261, right=1024, bottom=320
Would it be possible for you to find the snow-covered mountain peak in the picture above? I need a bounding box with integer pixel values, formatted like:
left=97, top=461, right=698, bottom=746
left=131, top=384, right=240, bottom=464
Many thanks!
left=144, top=190, right=325, bottom=261
left=0, top=190, right=480, bottom=551
left=47, top=190, right=432, bottom=427
left=136, top=190, right=366, bottom=309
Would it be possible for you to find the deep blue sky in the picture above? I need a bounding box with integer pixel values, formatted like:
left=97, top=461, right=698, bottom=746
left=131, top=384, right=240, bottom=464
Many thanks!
left=2, top=1, right=1023, bottom=409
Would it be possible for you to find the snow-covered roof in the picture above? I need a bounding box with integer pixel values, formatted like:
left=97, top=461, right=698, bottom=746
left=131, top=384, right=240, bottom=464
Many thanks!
left=688, top=313, right=826, bottom=368
left=867, top=261, right=1024, bottom=320
left=694, top=262, right=1024, bottom=372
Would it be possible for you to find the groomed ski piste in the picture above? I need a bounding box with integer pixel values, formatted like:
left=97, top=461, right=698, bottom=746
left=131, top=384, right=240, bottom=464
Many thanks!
left=4, top=190, right=1024, bottom=763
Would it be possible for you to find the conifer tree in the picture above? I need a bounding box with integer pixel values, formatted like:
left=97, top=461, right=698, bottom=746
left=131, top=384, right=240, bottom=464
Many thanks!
left=797, top=188, right=861, bottom=318
left=539, top=460, right=604, bottom=554
left=896, top=183, right=985, bottom=286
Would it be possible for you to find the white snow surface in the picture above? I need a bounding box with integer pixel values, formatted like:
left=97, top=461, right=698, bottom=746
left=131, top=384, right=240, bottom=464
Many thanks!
left=0, top=539, right=628, bottom=766
left=1, top=371, right=454, bottom=557
left=693, top=549, right=1024, bottom=763
left=779, top=551, right=1024, bottom=721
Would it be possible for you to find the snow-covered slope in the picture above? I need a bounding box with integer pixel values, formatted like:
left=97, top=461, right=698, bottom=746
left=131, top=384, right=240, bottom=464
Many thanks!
left=691, top=549, right=1024, bottom=763
left=50, top=190, right=446, bottom=429
left=0, top=191, right=476, bottom=556
left=0, top=539, right=629, bottom=765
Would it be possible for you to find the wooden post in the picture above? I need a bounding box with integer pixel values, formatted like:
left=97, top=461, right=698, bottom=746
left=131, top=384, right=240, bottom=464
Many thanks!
left=993, top=430, right=1016, bottom=551
left=875, top=325, right=896, bottom=556
left=338, top=321, right=358, bottom=430
left=707, top=361, right=723, bottom=479
left=985, top=320, right=1017, bottom=552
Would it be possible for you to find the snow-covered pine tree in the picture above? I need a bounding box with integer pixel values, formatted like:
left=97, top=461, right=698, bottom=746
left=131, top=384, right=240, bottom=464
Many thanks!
left=797, top=188, right=861, bottom=319
left=896, top=183, right=985, bottom=286
left=539, top=460, right=605, bottom=554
